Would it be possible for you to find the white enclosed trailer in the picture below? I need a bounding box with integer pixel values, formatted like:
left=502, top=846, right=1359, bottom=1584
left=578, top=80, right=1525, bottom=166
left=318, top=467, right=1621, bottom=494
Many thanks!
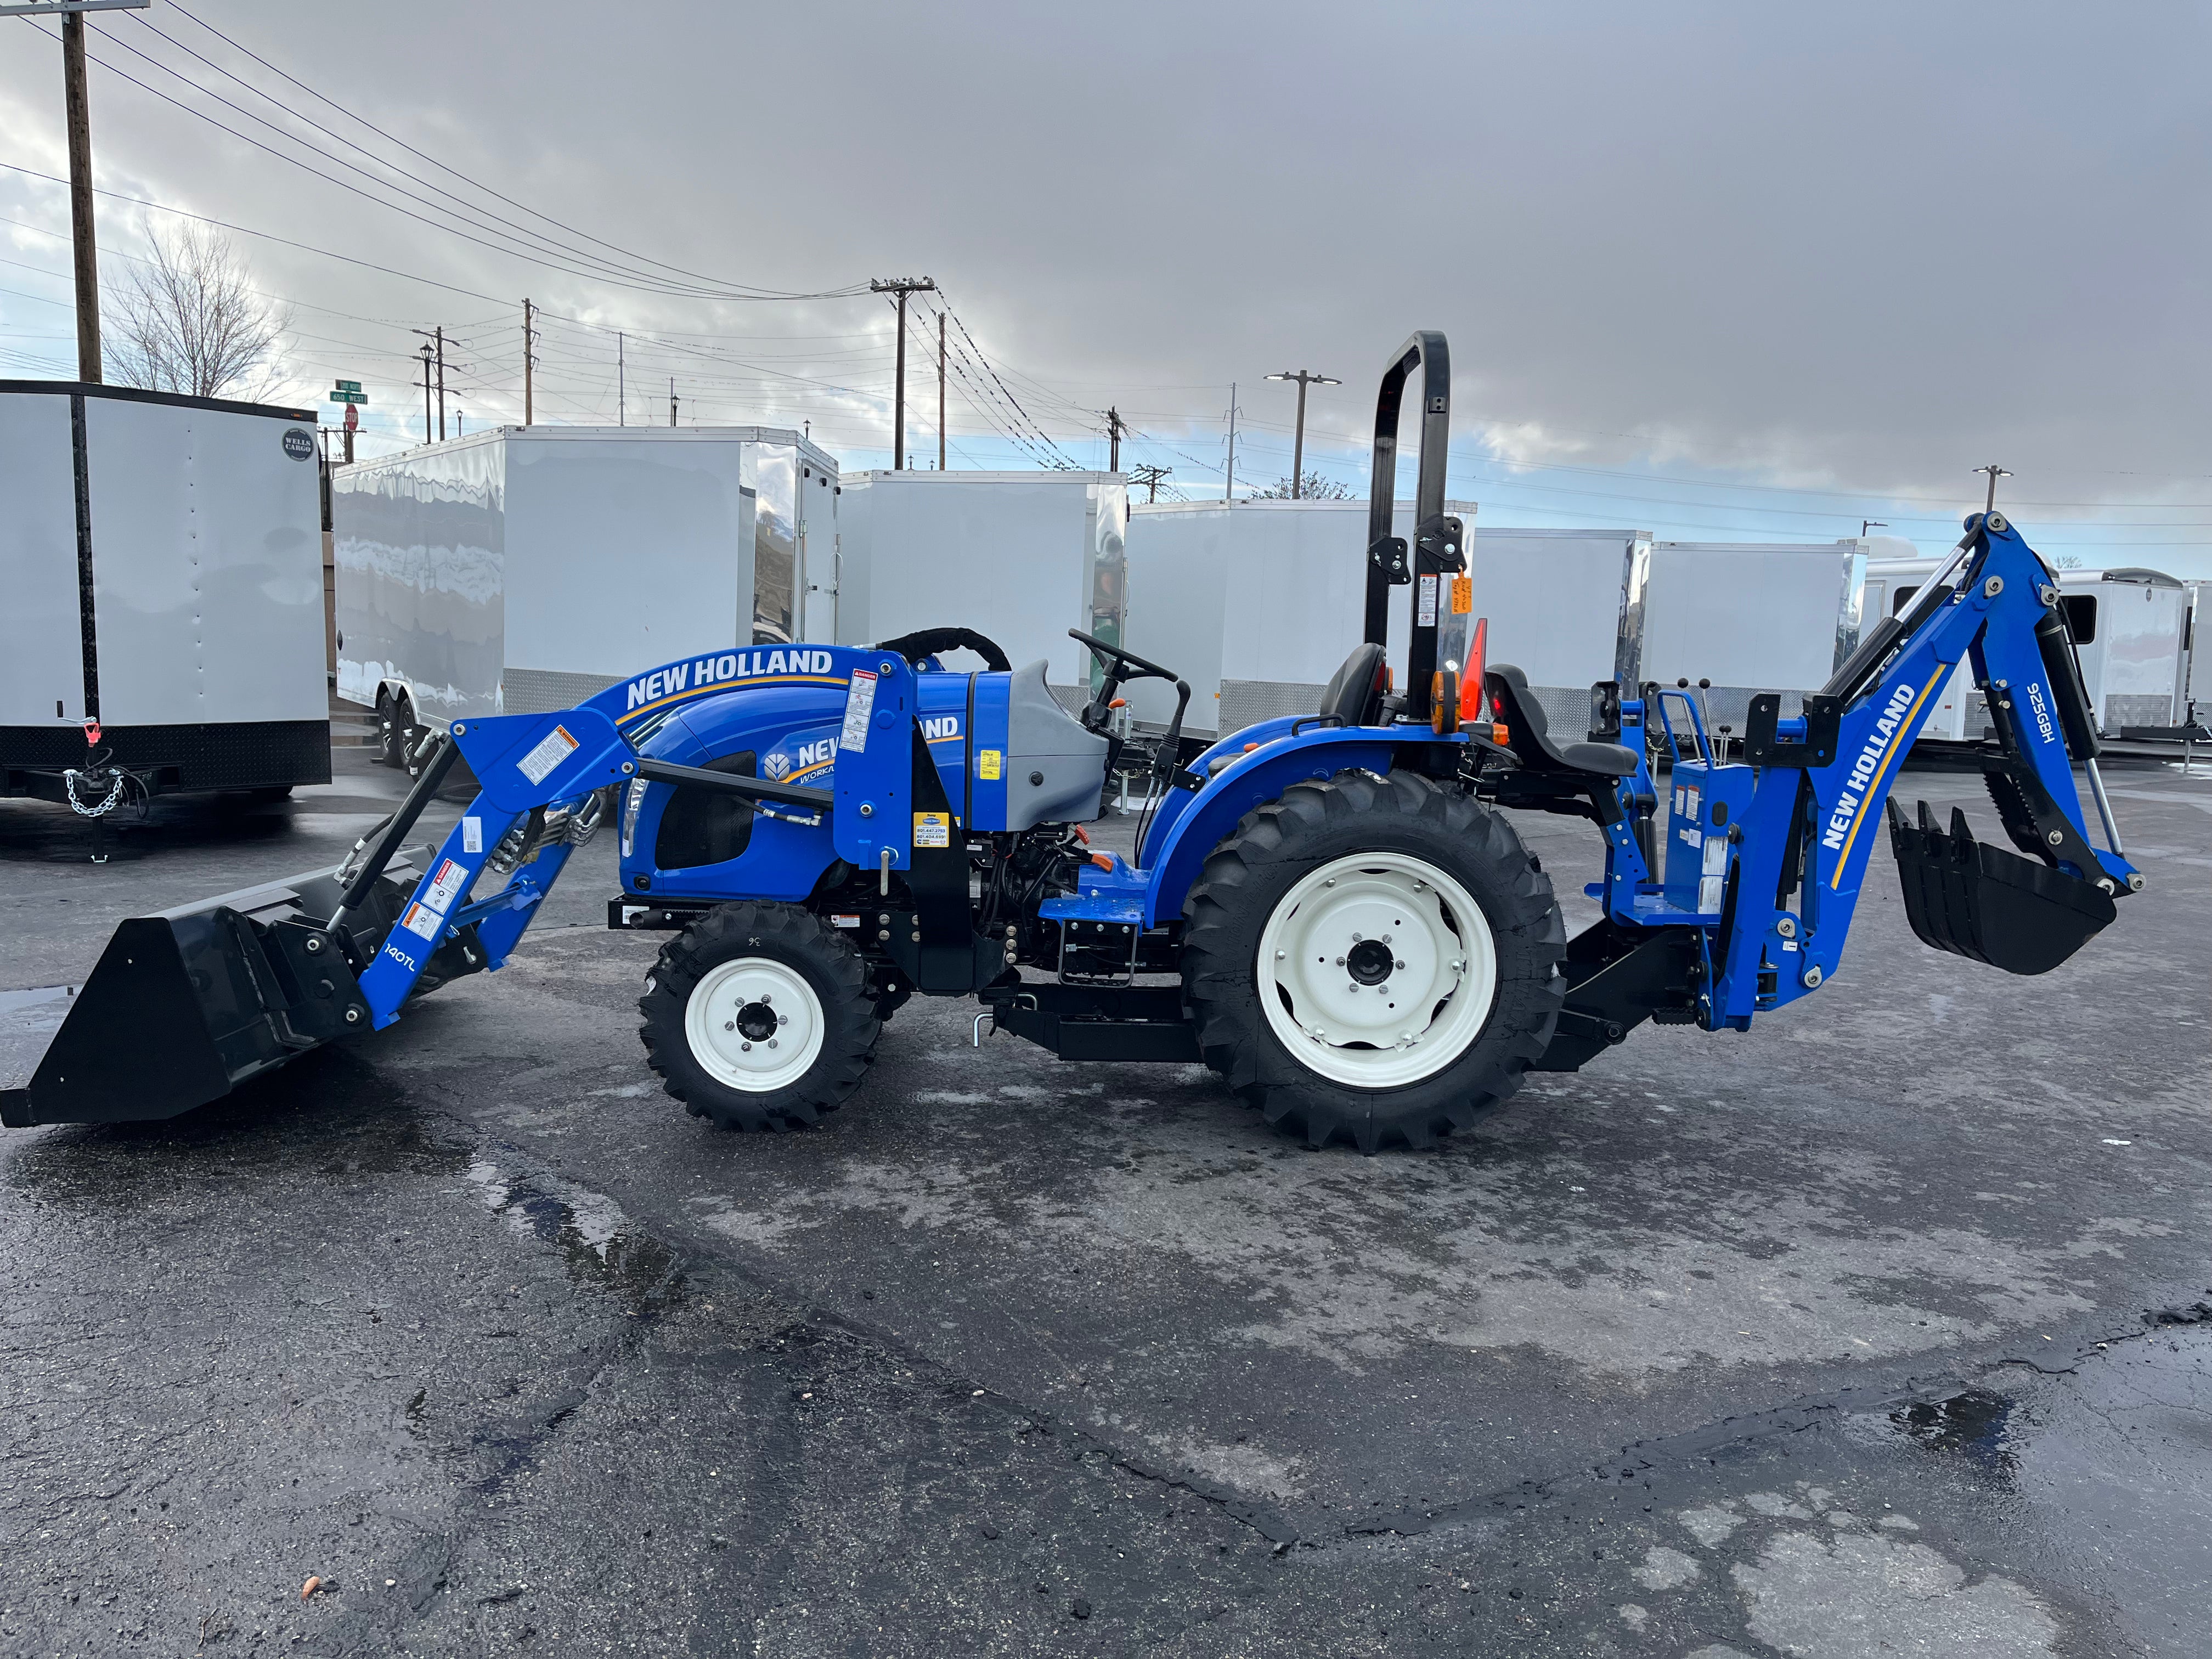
left=1120, top=499, right=1481, bottom=738
left=1, top=381, right=330, bottom=800
left=1640, top=540, right=1867, bottom=734
left=836, top=471, right=1127, bottom=705
left=1464, top=528, right=1649, bottom=741
left=334, top=426, right=836, bottom=749
left=2176, top=581, right=2211, bottom=728
left=1863, top=557, right=2188, bottom=740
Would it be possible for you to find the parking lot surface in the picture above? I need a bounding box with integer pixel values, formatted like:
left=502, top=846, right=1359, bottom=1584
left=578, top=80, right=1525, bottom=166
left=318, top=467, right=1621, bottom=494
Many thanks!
left=2, top=752, right=2207, bottom=1656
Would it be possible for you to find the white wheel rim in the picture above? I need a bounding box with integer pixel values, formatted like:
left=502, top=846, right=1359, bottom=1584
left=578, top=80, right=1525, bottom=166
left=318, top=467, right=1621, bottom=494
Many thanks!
left=684, top=958, right=826, bottom=1093
left=1255, top=851, right=1499, bottom=1088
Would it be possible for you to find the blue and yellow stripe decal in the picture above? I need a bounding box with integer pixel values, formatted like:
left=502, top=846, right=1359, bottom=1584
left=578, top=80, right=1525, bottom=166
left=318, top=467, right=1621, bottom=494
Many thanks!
left=1829, top=678, right=1939, bottom=889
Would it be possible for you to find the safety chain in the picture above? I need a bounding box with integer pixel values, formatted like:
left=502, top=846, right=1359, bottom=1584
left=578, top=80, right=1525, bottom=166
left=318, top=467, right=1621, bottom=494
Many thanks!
left=62, top=768, right=126, bottom=818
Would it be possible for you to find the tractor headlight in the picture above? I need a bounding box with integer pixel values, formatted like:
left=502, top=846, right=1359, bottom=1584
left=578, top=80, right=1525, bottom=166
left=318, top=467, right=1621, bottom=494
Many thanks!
left=620, top=777, right=647, bottom=859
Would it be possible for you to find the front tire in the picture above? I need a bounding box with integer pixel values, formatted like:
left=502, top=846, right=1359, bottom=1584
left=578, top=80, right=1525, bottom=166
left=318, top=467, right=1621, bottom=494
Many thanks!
left=640, top=902, right=880, bottom=1130
left=1181, top=769, right=1565, bottom=1152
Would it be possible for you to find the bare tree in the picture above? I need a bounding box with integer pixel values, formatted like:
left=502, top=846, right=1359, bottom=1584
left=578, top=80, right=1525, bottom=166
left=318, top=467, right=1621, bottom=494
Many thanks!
left=106, top=223, right=290, bottom=399
left=1250, top=470, right=1354, bottom=501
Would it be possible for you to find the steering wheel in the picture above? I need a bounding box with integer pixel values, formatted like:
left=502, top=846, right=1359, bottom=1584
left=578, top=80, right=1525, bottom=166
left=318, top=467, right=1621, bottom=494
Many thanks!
left=873, top=627, right=1012, bottom=672
left=1068, top=628, right=1178, bottom=687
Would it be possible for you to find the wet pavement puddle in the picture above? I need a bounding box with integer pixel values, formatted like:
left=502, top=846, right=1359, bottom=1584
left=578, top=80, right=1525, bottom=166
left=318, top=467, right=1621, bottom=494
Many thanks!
left=0, top=985, right=72, bottom=1090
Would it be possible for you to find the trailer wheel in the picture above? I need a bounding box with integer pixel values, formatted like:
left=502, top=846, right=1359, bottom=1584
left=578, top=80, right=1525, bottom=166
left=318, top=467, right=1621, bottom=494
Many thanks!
left=639, top=901, right=879, bottom=1131
left=1181, top=769, right=1565, bottom=1152
left=376, top=692, right=420, bottom=769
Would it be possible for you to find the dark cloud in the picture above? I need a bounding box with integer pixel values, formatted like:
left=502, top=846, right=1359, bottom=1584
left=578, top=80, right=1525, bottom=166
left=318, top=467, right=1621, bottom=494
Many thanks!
left=3, top=1, right=2205, bottom=560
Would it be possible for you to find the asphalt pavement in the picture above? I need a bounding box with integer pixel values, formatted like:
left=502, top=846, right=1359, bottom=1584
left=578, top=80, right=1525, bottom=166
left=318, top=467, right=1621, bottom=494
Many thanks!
left=1, top=749, right=2207, bottom=1657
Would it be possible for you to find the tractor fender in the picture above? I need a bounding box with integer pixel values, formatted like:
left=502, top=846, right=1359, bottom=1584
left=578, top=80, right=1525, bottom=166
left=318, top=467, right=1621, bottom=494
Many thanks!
left=1138, top=725, right=1400, bottom=928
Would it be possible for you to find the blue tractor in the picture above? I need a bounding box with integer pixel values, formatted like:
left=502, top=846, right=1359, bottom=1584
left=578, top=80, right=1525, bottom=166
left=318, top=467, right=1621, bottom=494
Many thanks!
left=5, top=334, right=2141, bottom=1152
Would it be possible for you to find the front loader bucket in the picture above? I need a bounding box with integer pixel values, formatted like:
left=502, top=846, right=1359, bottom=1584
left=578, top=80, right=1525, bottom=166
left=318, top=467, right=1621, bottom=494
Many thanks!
left=0, top=856, right=454, bottom=1129
left=1886, top=800, right=2115, bottom=977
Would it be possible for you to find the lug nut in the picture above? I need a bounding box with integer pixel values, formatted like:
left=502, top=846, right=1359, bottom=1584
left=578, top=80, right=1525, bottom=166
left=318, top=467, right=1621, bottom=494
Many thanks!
left=1393, top=960, right=1405, bottom=971
left=741, top=1041, right=752, bottom=1052
left=777, top=1014, right=787, bottom=1026
left=1335, top=955, right=1346, bottom=966
left=724, top=1020, right=735, bottom=1031
left=760, top=992, right=771, bottom=1004
left=767, top=1039, right=777, bottom=1048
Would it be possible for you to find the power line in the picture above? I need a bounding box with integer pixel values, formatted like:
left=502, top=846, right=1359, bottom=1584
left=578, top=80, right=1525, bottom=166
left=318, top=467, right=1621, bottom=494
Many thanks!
left=19, top=15, right=868, bottom=303
left=156, top=0, right=863, bottom=301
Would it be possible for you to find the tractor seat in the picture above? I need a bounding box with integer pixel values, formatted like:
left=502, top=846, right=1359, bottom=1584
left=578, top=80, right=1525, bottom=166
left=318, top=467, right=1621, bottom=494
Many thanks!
left=1485, top=664, right=1640, bottom=777
left=1319, top=642, right=1388, bottom=727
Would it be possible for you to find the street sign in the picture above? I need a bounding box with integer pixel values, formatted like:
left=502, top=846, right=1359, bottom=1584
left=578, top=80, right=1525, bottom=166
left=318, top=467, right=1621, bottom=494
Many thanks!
left=335, top=379, right=362, bottom=394
left=343, top=403, right=358, bottom=432
left=329, top=389, right=368, bottom=405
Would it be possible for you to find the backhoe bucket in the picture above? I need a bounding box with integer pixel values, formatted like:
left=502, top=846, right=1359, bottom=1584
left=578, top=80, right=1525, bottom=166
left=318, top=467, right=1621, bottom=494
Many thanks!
left=1, top=859, right=435, bottom=1128
left=1886, top=800, right=2115, bottom=977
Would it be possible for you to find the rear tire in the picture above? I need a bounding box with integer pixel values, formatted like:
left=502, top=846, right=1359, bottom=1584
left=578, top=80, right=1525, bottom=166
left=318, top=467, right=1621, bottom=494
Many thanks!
left=1181, top=769, right=1564, bottom=1152
left=640, top=902, right=880, bottom=1130
left=375, top=693, right=402, bottom=768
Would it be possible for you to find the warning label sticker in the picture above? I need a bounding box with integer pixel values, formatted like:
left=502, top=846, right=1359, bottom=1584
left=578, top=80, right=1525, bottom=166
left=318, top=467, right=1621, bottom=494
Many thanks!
left=424, top=857, right=469, bottom=912
left=1449, top=574, right=1473, bottom=616
left=399, top=901, right=445, bottom=941
left=977, top=749, right=1002, bottom=781
left=839, top=669, right=878, bottom=753
left=912, top=811, right=951, bottom=849
left=516, top=724, right=579, bottom=785
left=1417, top=574, right=1440, bottom=627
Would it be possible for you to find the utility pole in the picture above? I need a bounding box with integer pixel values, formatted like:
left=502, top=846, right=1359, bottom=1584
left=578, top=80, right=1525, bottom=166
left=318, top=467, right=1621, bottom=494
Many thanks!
left=1130, top=464, right=1170, bottom=503
left=870, top=277, right=936, bottom=469
left=1973, top=465, right=2012, bottom=515
left=522, top=298, right=534, bottom=427
left=938, top=311, right=946, bottom=471
left=60, top=7, right=102, bottom=379
left=410, top=326, right=448, bottom=440
left=5, top=0, right=150, bottom=377
left=617, top=332, right=625, bottom=426
left=417, top=343, right=433, bottom=444
left=669, top=377, right=678, bottom=427
left=1223, top=382, right=1239, bottom=502
left=1105, top=406, right=1124, bottom=474
left=1265, top=369, right=1339, bottom=498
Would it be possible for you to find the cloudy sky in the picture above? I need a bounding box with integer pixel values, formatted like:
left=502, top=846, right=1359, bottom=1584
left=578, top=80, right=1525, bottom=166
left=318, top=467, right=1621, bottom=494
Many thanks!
left=3, top=1, right=2207, bottom=569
